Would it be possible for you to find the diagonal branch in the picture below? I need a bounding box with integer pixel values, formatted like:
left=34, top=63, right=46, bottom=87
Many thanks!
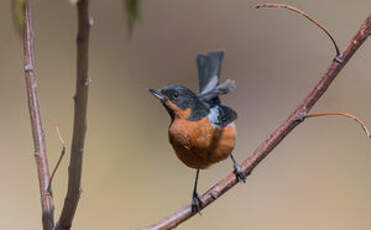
left=55, top=0, right=91, bottom=229
left=23, top=1, right=55, bottom=229
left=143, top=12, right=371, bottom=230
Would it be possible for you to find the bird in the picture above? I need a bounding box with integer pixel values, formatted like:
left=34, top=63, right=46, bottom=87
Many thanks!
left=148, top=50, right=246, bottom=213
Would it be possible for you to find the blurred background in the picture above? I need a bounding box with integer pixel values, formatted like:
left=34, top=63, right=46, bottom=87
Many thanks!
left=1, top=0, right=371, bottom=229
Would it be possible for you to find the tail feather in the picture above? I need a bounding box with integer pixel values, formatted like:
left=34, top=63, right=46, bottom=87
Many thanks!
left=198, top=79, right=236, bottom=102
left=196, top=51, right=224, bottom=94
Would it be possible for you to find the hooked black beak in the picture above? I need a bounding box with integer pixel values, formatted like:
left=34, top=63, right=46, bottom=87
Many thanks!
left=148, top=88, right=167, bottom=102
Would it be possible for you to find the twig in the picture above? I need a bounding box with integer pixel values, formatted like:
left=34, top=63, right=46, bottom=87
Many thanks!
left=47, top=123, right=67, bottom=194
left=304, top=112, right=371, bottom=138
left=23, top=1, right=55, bottom=229
left=55, top=0, right=91, bottom=229
left=256, top=3, right=341, bottom=57
left=142, top=13, right=371, bottom=230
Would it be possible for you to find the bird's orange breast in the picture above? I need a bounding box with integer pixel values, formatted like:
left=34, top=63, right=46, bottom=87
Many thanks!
left=168, top=117, right=236, bottom=169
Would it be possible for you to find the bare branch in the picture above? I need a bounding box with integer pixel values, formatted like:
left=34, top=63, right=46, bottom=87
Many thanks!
left=47, top=123, right=67, bottom=194
left=55, top=0, right=91, bottom=229
left=143, top=12, right=371, bottom=230
left=256, top=3, right=341, bottom=57
left=23, top=1, right=55, bottom=229
left=304, top=112, right=371, bottom=138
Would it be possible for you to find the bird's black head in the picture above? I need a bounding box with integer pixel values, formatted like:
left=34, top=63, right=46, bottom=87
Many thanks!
left=148, top=85, right=209, bottom=121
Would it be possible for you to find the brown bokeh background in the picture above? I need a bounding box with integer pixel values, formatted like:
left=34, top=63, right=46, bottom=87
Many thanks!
left=1, top=0, right=371, bottom=229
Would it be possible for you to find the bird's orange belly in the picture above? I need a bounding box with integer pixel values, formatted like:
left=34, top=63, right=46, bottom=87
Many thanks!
left=169, top=118, right=236, bottom=169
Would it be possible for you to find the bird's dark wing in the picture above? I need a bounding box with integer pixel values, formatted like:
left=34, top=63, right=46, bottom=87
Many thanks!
left=208, top=105, right=237, bottom=128
left=196, top=51, right=224, bottom=94
left=218, top=105, right=237, bottom=128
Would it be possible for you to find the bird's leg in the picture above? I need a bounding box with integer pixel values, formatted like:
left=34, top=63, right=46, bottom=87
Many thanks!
left=191, top=169, right=204, bottom=214
left=231, top=154, right=247, bottom=183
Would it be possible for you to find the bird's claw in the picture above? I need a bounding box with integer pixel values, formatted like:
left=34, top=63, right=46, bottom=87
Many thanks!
left=233, top=164, right=247, bottom=183
left=191, top=192, right=204, bottom=214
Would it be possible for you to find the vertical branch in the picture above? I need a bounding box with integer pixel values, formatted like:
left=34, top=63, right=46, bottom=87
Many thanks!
left=56, top=0, right=91, bottom=229
left=23, top=1, right=55, bottom=230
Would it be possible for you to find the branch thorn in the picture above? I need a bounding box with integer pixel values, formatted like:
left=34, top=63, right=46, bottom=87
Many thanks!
left=25, top=64, right=33, bottom=73
left=210, top=190, right=218, bottom=200
left=295, top=111, right=307, bottom=122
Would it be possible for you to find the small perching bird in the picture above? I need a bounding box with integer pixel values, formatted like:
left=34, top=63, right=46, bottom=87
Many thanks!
left=148, top=51, right=246, bottom=213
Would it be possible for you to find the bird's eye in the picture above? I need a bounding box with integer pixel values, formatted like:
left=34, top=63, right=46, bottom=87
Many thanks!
left=173, top=92, right=179, bottom=98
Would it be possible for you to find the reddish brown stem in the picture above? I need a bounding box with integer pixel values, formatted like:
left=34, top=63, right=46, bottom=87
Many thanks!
left=305, top=112, right=371, bottom=137
left=55, top=0, right=91, bottom=229
left=143, top=13, right=371, bottom=230
left=48, top=124, right=67, bottom=194
left=256, top=3, right=340, bottom=56
left=23, top=1, right=55, bottom=229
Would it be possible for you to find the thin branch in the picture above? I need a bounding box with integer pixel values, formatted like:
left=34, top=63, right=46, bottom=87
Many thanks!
left=47, top=123, right=67, bottom=194
left=256, top=3, right=341, bottom=57
left=143, top=13, right=371, bottom=230
left=55, top=0, right=91, bottom=229
left=304, top=112, right=371, bottom=138
left=23, top=1, right=55, bottom=229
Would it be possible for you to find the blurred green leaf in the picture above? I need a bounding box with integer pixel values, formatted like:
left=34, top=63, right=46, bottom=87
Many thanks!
left=11, top=0, right=26, bottom=37
left=124, top=0, right=141, bottom=35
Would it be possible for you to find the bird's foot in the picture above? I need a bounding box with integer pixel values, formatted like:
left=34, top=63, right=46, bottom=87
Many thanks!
left=233, top=163, right=247, bottom=183
left=191, top=192, right=204, bottom=214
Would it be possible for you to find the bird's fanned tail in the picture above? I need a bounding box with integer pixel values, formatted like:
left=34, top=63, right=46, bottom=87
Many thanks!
left=196, top=51, right=224, bottom=95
